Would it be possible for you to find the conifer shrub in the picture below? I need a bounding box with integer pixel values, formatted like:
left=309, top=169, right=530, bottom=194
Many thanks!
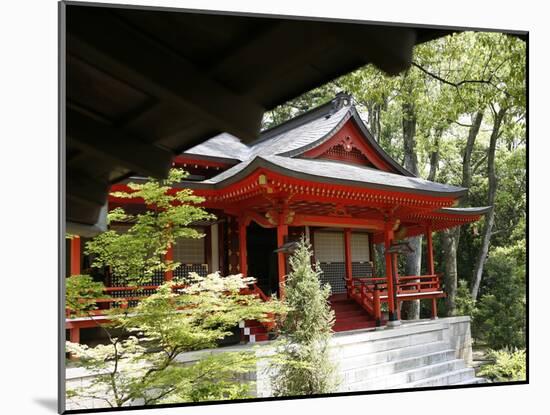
left=270, top=237, right=339, bottom=396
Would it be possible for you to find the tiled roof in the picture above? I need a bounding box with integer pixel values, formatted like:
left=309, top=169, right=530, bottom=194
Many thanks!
left=188, top=155, right=468, bottom=197
left=181, top=96, right=470, bottom=197
left=184, top=105, right=349, bottom=161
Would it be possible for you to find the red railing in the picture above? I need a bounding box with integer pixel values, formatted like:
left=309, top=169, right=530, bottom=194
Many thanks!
left=66, top=281, right=269, bottom=319
left=346, top=274, right=444, bottom=324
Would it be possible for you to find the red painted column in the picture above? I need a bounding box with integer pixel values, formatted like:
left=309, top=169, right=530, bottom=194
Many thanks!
left=384, top=221, right=397, bottom=321
left=70, top=236, right=81, bottom=276
left=70, top=327, right=80, bottom=344
left=277, top=221, right=288, bottom=300
left=393, top=253, right=401, bottom=320
left=344, top=228, right=353, bottom=295
left=165, top=244, right=174, bottom=281
left=239, top=218, right=248, bottom=276
left=426, top=222, right=435, bottom=275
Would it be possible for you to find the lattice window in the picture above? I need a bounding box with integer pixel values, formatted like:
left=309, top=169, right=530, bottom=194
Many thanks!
left=319, top=263, right=346, bottom=294
left=313, top=231, right=344, bottom=262
left=351, top=233, right=370, bottom=262
left=318, top=145, right=373, bottom=166
left=173, top=236, right=205, bottom=264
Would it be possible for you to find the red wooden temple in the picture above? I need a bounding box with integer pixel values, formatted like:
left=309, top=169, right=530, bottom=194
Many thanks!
left=67, top=94, right=490, bottom=342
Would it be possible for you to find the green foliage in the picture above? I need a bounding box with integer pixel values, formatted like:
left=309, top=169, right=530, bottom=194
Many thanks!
left=478, top=348, right=526, bottom=382
left=454, top=280, right=476, bottom=318
left=85, top=169, right=214, bottom=285
left=270, top=237, right=339, bottom=396
left=67, top=273, right=286, bottom=407
left=472, top=246, right=526, bottom=349
left=263, top=31, right=526, bottom=349
left=65, top=275, right=108, bottom=317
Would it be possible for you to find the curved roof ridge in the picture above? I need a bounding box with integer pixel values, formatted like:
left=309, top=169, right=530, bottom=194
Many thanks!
left=277, top=105, right=415, bottom=177
left=248, top=105, right=351, bottom=158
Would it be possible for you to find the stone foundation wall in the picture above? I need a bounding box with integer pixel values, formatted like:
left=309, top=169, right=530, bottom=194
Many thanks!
left=441, top=315, right=473, bottom=365
left=65, top=316, right=474, bottom=410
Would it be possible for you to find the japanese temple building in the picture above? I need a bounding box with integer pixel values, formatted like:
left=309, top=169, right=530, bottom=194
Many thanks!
left=67, top=94, right=490, bottom=342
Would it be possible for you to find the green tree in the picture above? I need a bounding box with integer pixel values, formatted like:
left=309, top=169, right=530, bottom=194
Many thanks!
left=85, top=168, right=213, bottom=285
left=67, top=274, right=285, bottom=407
left=472, top=245, right=526, bottom=349
left=270, top=237, right=339, bottom=396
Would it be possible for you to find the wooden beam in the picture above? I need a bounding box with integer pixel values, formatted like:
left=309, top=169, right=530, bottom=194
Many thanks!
left=67, top=108, right=173, bottom=178
left=293, top=213, right=385, bottom=230
left=67, top=168, right=109, bottom=208
left=341, top=25, right=417, bottom=76
left=209, top=20, right=340, bottom=94
left=245, top=210, right=274, bottom=229
left=67, top=7, right=264, bottom=141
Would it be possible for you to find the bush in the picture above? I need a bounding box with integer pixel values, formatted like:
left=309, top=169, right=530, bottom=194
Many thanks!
left=472, top=246, right=525, bottom=349
left=454, top=279, right=476, bottom=317
left=270, top=237, right=339, bottom=396
left=478, top=348, right=526, bottom=382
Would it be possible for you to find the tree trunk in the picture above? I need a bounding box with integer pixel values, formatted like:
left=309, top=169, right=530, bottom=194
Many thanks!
left=471, top=107, right=507, bottom=300
left=402, top=101, right=418, bottom=174
left=441, top=228, right=460, bottom=315
left=367, top=102, right=382, bottom=141
left=427, top=128, right=443, bottom=182
left=402, top=235, right=422, bottom=319
left=462, top=111, right=484, bottom=204
left=441, top=111, right=483, bottom=315
left=401, top=97, right=421, bottom=320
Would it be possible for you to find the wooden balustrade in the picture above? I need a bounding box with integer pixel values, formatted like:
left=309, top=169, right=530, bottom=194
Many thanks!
left=66, top=281, right=268, bottom=319
left=345, top=274, right=445, bottom=325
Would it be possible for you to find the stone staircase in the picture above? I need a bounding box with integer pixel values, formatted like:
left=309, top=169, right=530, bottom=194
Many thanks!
left=331, top=318, right=485, bottom=392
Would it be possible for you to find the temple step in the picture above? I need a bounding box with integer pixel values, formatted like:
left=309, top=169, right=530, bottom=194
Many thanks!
left=329, top=296, right=378, bottom=332
left=333, top=320, right=482, bottom=392
left=338, top=340, right=451, bottom=370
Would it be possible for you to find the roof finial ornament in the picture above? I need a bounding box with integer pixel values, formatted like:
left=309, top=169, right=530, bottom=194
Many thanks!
left=333, top=92, right=352, bottom=111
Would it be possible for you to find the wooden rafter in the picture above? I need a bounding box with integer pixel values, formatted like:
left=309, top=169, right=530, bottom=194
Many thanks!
left=67, top=108, right=174, bottom=178
left=67, top=7, right=264, bottom=141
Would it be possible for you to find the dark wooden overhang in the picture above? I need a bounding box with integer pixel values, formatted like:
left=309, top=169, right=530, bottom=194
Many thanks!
left=62, top=1, right=453, bottom=233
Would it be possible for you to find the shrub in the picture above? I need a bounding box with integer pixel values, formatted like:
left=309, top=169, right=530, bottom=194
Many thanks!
left=270, top=237, right=339, bottom=396
left=454, top=279, right=476, bottom=318
left=472, top=246, right=525, bottom=349
left=478, top=348, right=526, bottom=382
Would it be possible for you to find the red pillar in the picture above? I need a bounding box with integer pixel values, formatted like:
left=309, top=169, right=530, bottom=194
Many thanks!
left=70, top=236, right=81, bottom=276
left=425, top=222, right=438, bottom=318
left=277, top=221, right=288, bottom=300
left=69, top=327, right=80, bottom=344
left=239, top=218, right=248, bottom=276
left=384, top=221, right=397, bottom=321
left=426, top=222, right=435, bottom=275
left=393, top=253, right=401, bottom=320
left=344, top=228, right=352, bottom=295
left=165, top=244, right=174, bottom=281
